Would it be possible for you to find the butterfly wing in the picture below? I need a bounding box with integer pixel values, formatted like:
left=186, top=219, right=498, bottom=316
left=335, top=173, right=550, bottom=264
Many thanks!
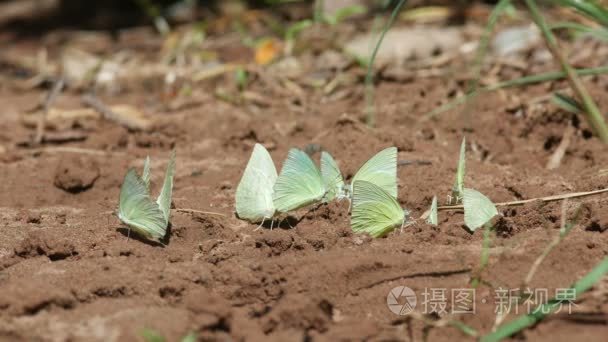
left=351, top=180, right=404, bottom=238
left=351, top=147, right=398, bottom=198
left=320, top=151, right=344, bottom=202
left=273, top=148, right=325, bottom=213
left=463, top=188, right=498, bottom=231
left=427, top=195, right=438, bottom=226
left=156, top=150, right=176, bottom=226
left=118, top=169, right=167, bottom=241
left=235, top=144, right=278, bottom=222
left=142, top=156, right=151, bottom=192
left=452, top=137, right=466, bottom=202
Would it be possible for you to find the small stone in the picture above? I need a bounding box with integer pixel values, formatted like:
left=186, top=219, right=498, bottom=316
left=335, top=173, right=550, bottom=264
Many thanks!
left=53, top=156, right=100, bottom=193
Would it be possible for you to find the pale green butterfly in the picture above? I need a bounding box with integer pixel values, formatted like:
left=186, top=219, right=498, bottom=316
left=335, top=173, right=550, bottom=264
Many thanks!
left=463, top=188, right=498, bottom=231
left=273, top=148, right=326, bottom=213
left=451, top=137, right=466, bottom=204
left=320, top=151, right=346, bottom=202
left=118, top=150, right=176, bottom=242
left=351, top=180, right=408, bottom=238
left=235, top=143, right=278, bottom=224
left=322, top=147, right=398, bottom=202
left=427, top=195, right=438, bottom=226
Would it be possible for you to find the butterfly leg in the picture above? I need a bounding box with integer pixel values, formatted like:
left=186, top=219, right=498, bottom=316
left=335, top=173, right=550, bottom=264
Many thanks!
left=126, top=227, right=131, bottom=242
left=254, top=218, right=266, bottom=231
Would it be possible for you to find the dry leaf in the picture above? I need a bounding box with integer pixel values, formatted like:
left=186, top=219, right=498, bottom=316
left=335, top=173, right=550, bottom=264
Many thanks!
left=255, top=39, right=282, bottom=65
left=108, top=105, right=153, bottom=131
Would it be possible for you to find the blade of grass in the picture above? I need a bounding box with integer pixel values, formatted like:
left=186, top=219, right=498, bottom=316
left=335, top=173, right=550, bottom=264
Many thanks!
left=461, top=0, right=512, bottom=129
left=554, top=0, right=608, bottom=27
left=550, top=21, right=608, bottom=41
left=523, top=201, right=582, bottom=288
left=481, top=256, right=608, bottom=342
left=525, top=0, right=608, bottom=143
left=420, top=65, right=608, bottom=121
left=552, top=92, right=582, bottom=113
left=407, top=311, right=479, bottom=338
left=364, top=0, right=408, bottom=127
left=471, top=222, right=494, bottom=288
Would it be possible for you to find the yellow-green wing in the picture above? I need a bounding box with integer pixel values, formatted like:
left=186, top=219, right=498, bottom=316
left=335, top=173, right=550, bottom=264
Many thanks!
left=142, top=156, right=151, bottom=192
left=235, top=143, right=277, bottom=223
left=273, top=148, right=325, bottom=213
left=320, top=151, right=345, bottom=202
left=463, top=188, right=498, bottom=231
left=118, top=169, right=167, bottom=241
left=351, top=180, right=404, bottom=238
left=351, top=147, right=398, bottom=198
left=156, top=150, right=176, bottom=226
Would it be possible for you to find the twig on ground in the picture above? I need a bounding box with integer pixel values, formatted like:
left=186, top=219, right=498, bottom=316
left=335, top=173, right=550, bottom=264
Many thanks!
left=176, top=208, right=227, bottom=217
left=546, top=123, right=575, bottom=170
left=34, top=77, right=64, bottom=144
left=420, top=187, right=608, bottom=219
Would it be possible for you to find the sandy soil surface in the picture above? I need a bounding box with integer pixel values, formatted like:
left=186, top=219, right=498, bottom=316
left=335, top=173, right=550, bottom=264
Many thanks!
left=0, top=4, right=608, bottom=341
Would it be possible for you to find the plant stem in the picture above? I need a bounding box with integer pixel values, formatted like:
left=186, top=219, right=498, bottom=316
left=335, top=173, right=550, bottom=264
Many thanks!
left=421, top=66, right=608, bottom=121
left=364, top=0, right=407, bottom=127
left=482, top=256, right=608, bottom=342
left=462, top=0, right=511, bottom=129
left=471, top=223, right=493, bottom=288
left=525, top=0, right=608, bottom=143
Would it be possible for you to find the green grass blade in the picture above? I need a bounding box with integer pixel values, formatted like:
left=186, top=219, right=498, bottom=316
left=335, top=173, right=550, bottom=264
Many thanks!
left=448, top=320, right=478, bottom=337
left=554, top=0, right=608, bottom=27
left=552, top=92, right=582, bottom=113
left=526, top=0, right=608, bottom=143
left=285, top=19, right=313, bottom=42
left=471, top=222, right=494, bottom=288
left=141, top=328, right=166, bottom=342
left=462, top=0, right=512, bottom=127
left=364, top=0, right=407, bottom=127
left=421, top=65, right=608, bottom=120
left=180, top=332, right=197, bottom=342
left=551, top=21, right=608, bottom=41
left=482, top=256, right=608, bottom=342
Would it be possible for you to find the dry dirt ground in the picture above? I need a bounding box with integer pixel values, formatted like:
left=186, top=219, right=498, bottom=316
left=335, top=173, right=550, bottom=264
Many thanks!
left=1, top=7, right=608, bottom=342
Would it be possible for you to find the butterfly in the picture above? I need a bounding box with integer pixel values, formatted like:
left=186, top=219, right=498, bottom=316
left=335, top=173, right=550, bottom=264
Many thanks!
left=118, top=150, right=176, bottom=242
left=321, top=147, right=398, bottom=202
left=462, top=188, right=498, bottom=231
left=351, top=180, right=409, bottom=238
left=235, top=143, right=278, bottom=224
left=427, top=195, right=438, bottom=226
left=273, top=148, right=326, bottom=213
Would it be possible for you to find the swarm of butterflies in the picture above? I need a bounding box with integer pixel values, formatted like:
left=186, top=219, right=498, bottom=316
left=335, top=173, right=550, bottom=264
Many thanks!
left=235, top=144, right=407, bottom=237
left=117, top=138, right=499, bottom=243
